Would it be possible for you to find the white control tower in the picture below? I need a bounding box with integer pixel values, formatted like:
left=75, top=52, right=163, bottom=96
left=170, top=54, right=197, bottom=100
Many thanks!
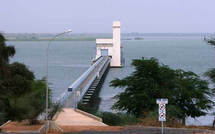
left=96, top=21, right=122, bottom=67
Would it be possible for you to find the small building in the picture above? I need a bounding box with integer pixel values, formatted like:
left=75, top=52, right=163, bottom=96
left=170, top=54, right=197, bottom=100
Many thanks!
left=96, top=21, right=122, bottom=67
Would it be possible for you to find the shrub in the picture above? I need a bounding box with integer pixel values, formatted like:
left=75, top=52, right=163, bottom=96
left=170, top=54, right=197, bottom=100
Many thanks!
left=140, top=109, right=183, bottom=127
left=96, top=112, right=138, bottom=126
left=99, top=112, right=121, bottom=126
left=117, top=113, right=138, bottom=125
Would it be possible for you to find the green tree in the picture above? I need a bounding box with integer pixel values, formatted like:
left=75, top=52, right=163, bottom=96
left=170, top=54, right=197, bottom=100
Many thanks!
left=208, top=39, right=215, bottom=46
left=0, top=33, right=49, bottom=124
left=0, top=33, right=15, bottom=65
left=13, top=79, right=48, bottom=124
left=110, top=58, right=214, bottom=124
left=205, top=69, right=215, bottom=83
left=205, top=37, right=215, bottom=84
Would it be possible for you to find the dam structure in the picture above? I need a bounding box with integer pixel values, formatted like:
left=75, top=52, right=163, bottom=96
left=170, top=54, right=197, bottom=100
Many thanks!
left=96, top=21, right=122, bottom=67
left=55, top=21, right=123, bottom=110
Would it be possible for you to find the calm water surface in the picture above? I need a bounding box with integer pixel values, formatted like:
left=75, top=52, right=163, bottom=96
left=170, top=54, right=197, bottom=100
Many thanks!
left=8, top=35, right=215, bottom=126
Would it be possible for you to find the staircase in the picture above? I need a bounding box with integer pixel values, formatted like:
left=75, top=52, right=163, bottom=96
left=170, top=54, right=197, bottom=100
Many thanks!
left=82, top=78, right=101, bottom=105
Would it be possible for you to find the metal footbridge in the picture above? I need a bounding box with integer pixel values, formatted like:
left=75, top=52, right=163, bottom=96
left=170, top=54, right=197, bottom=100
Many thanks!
left=55, top=56, right=111, bottom=108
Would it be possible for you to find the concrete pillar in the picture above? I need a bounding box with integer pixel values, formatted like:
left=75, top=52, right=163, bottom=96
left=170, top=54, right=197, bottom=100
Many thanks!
left=111, top=21, right=121, bottom=67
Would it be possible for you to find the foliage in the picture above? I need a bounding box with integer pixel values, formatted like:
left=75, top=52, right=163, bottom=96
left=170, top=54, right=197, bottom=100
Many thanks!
left=0, top=33, right=50, bottom=125
left=0, top=112, right=6, bottom=125
left=140, top=109, right=182, bottom=127
left=14, top=79, right=48, bottom=124
left=98, top=112, right=121, bottom=126
left=205, top=68, right=215, bottom=84
left=0, top=33, right=15, bottom=65
left=96, top=112, right=138, bottom=126
left=110, top=57, right=214, bottom=124
left=116, top=113, right=138, bottom=125
left=208, top=39, right=215, bottom=46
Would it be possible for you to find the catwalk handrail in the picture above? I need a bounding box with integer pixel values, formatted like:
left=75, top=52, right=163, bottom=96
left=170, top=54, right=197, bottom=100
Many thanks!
left=55, top=57, right=103, bottom=104
left=77, top=57, right=110, bottom=102
left=68, top=57, right=103, bottom=91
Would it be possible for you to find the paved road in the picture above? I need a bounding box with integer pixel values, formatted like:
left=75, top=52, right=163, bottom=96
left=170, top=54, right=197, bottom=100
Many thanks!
left=64, top=126, right=215, bottom=134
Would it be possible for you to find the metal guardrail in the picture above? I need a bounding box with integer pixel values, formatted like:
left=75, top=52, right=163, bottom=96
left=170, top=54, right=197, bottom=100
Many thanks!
left=97, top=57, right=111, bottom=77
left=68, top=57, right=104, bottom=91
left=55, top=57, right=104, bottom=104
left=77, top=57, right=110, bottom=102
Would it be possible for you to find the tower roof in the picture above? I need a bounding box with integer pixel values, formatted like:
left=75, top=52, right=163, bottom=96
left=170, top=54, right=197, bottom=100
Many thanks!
left=96, top=39, right=113, bottom=45
left=113, top=21, right=120, bottom=28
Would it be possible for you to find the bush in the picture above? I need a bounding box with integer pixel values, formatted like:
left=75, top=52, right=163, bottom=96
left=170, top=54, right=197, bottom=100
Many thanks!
left=98, top=112, right=121, bottom=126
left=96, top=112, right=138, bottom=126
left=117, top=113, right=138, bottom=125
left=140, top=109, right=183, bottom=127
left=13, top=79, right=49, bottom=125
left=78, top=102, right=138, bottom=126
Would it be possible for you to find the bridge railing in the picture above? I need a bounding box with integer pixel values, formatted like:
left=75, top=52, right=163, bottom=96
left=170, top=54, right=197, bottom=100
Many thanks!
left=67, top=57, right=104, bottom=92
left=55, top=57, right=104, bottom=105
left=77, top=56, right=111, bottom=102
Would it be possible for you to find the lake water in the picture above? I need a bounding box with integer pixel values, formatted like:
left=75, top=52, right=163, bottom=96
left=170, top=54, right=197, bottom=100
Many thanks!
left=8, top=35, right=215, bottom=126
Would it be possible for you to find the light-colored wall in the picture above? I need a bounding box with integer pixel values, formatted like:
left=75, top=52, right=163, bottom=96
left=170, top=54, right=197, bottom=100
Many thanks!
left=111, top=21, right=121, bottom=67
left=96, top=21, right=122, bottom=67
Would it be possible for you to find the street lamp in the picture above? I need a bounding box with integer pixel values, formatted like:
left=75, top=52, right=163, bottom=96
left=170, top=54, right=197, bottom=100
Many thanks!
left=45, top=29, right=72, bottom=132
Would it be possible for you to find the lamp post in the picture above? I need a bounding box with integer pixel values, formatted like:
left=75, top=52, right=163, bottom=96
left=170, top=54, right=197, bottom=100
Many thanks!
left=45, top=29, right=72, bottom=132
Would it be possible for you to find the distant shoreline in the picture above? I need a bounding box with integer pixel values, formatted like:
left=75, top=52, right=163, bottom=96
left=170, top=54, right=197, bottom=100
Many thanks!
left=4, top=32, right=212, bottom=42
left=6, top=38, right=144, bottom=41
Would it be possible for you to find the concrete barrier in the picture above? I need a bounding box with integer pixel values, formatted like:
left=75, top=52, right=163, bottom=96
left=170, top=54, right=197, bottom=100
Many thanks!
left=75, top=109, right=103, bottom=122
left=0, top=120, right=11, bottom=128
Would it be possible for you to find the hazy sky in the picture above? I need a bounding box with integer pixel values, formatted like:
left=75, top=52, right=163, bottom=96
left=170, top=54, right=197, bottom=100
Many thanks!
left=1, top=0, right=215, bottom=33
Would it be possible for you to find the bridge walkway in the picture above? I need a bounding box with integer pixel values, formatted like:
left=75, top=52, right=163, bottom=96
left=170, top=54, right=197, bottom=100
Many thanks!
left=62, top=56, right=110, bottom=108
